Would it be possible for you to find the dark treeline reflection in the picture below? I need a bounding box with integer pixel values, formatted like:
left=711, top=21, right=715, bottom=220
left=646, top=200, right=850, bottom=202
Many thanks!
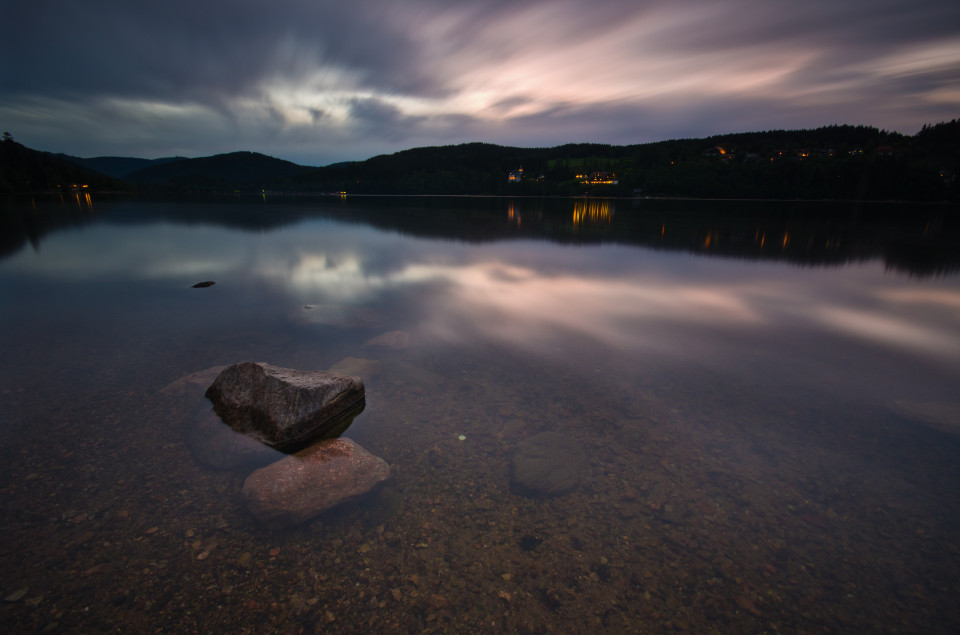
left=2, top=194, right=958, bottom=277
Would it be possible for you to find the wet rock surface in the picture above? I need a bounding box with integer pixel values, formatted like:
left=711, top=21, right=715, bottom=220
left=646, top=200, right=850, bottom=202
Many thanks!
left=242, top=438, right=391, bottom=530
left=510, top=432, right=585, bottom=497
left=205, top=362, right=365, bottom=452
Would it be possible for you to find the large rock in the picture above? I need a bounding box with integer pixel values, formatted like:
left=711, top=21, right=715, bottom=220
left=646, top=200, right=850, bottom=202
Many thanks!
left=205, top=362, right=365, bottom=452
left=242, top=438, right=390, bottom=529
left=510, top=432, right=585, bottom=497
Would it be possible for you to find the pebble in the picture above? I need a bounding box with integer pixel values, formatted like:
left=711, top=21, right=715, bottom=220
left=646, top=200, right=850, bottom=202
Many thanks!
left=4, top=587, right=29, bottom=602
left=428, top=594, right=451, bottom=609
left=269, top=547, right=281, bottom=557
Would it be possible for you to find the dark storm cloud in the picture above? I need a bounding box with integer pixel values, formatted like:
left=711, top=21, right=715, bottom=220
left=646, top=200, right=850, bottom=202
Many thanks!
left=347, top=97, right=423, bottom=141
left=1, top=0, right=443, bottom=102
left=1, top=0, right=957, bottom=163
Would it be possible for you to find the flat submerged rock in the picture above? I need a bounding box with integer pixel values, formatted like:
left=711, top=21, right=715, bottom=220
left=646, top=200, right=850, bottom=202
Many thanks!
left=510, top=432, right=585, bottom=498
left=242, top=438, right=391, bottom=530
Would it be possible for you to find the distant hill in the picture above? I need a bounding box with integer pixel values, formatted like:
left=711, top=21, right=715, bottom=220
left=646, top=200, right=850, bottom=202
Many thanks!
left=0, top=134, right=122, bottom=193
left=53, top=154, right=186, bottom=179
left=2, top=120, right=958, bottom=200
left=290, top=122, right=959, bottom=200
left=124, top=151, right=312, bottom=188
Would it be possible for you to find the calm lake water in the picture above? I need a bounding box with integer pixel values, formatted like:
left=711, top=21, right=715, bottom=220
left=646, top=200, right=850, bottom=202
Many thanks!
left=1, top=195, right=959, bottom=633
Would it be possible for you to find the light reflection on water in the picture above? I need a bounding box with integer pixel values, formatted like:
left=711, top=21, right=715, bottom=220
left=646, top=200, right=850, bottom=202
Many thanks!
left=1, top=196, right=959, bottom=632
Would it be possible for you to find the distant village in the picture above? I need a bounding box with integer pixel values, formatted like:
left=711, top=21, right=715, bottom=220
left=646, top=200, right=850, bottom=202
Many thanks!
left=508, top=143, right=906, bottom=185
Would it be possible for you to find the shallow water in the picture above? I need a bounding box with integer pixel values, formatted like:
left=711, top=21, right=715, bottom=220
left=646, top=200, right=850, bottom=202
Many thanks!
left=1, top=195, right=959, bottom=633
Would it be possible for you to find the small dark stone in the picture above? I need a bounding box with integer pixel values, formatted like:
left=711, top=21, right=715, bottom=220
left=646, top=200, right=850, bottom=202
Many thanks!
left=538, top=587, right=563, bottom=612
left=519, top=534, right=543, bottom=551
left=192, top=281, right=216, bottom=288
left=594, top=563, right=611, bottom=583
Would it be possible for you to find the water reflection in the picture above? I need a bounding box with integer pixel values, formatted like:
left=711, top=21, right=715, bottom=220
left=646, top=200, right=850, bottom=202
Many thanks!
left=4, top=196, right=960, bottom=277
left=1, top=197, right=960, bottom=632
left=572, top=199, right=613, bottom=226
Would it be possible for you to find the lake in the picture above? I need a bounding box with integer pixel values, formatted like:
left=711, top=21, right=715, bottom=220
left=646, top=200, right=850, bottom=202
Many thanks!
left=1, top=194, right=959, bottom=633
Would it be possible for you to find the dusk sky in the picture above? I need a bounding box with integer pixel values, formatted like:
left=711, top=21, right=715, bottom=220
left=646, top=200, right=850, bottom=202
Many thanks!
left=3, top=0, right=959, bottom=166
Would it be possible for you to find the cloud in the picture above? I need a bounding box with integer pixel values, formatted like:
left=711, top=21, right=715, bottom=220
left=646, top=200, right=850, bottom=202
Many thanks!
left=2, top=0, right=958, bottom=163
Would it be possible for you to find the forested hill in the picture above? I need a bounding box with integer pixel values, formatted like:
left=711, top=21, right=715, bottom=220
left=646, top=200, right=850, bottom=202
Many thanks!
left=123, top=151, right=311, bottom=186
left=0, top=135, right=121, bottom=193
left=291, top=122, right=959, bottom=200
left=53, top=155, right=185, bottom=179
left=2, top=121, right=958, bottom=200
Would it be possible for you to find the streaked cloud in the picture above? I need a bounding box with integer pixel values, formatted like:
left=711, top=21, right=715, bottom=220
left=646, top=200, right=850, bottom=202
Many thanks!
left=1, top=0, right=958, bottom=164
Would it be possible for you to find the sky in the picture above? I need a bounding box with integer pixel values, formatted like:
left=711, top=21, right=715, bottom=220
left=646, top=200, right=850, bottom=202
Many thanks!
left=2, top=0, right=959, bottom=166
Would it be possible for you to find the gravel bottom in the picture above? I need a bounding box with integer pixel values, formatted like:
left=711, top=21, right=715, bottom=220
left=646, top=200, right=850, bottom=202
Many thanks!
left=2, top=346, right=959, bottom=634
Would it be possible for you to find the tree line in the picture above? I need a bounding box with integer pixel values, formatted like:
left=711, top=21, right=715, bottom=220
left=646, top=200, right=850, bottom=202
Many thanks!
left=2, top=121, right=958, bottom=201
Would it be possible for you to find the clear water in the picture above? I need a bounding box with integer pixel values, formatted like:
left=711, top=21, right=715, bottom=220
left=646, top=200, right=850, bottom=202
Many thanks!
left=1, top=195, right=959, bottom=633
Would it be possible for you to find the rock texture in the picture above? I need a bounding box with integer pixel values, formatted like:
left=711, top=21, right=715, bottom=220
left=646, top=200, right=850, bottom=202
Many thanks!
left=205, top=362, right=365, bottom=452
left=511, top=432, right=585, bottom=497
left=242, top=438, right=390, bottom=529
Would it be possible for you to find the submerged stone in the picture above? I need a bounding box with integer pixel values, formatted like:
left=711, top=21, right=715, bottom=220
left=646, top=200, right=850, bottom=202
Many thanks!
left=510, top=432, right=585, bottom=497
left=205, top=362, right=365, bottom=453
left=242, top=438, right=390, bottom=530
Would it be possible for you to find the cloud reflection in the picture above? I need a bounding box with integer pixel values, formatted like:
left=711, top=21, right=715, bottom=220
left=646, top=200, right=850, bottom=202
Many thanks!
left=5, top=215, right=958, bottom=372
